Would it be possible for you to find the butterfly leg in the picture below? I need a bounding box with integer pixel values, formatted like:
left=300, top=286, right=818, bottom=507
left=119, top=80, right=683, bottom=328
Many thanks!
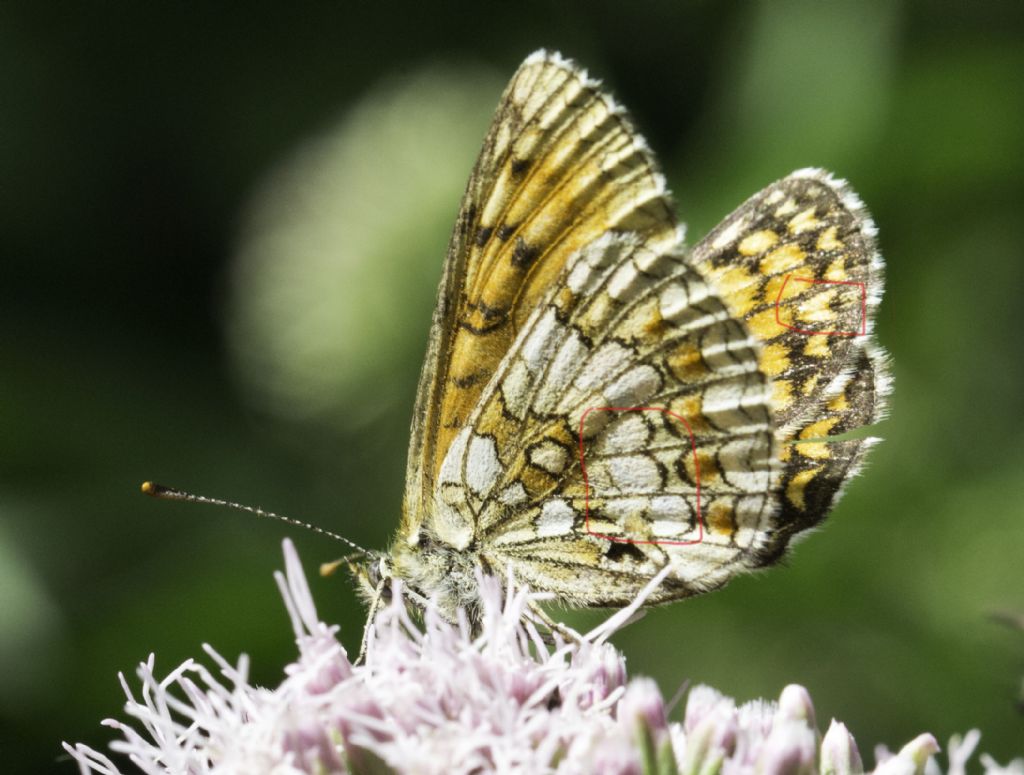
left=526, top=600, right=583, bottom=645
left=355, top=578, right=387, bottom=666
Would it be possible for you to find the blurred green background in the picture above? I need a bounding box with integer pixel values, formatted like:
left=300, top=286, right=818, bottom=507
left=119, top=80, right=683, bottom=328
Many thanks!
left=2, top=1, right=1022, bottom=771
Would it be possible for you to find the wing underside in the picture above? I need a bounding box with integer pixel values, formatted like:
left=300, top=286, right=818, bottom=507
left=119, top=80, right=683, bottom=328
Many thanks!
left=401, top=52, right=888, bottom=607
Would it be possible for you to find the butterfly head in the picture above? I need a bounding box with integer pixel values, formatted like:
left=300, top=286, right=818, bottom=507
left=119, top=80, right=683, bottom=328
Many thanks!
left=345, top=551, right=393, bottom=609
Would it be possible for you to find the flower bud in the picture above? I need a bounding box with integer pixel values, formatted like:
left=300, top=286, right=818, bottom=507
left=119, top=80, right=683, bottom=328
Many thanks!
left=777, top=684, right=817, bottom=730
left=821, top=720, right=864, bottom=775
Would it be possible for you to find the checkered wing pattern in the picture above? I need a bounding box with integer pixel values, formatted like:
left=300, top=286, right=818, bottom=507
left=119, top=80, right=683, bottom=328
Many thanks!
left=690, top=170, right=889, bottom=564
left=395, top=51, right=888, bottom=610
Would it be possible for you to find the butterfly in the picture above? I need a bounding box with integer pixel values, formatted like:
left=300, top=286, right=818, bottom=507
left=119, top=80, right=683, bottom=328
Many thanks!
left=348, top=49, right=888, bottom=628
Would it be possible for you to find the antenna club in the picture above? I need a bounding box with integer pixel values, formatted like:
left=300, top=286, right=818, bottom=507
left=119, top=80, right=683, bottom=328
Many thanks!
left=320, top=559, right=345, bottom=578
left=141, top=481, right=183, bottom=499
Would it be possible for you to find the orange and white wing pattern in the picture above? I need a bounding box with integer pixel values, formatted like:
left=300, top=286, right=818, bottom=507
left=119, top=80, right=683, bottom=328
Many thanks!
left=397, top=51, right=888, bottom=609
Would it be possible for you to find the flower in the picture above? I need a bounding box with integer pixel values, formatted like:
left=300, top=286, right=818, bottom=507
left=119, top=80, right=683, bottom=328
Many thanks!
left=65, top=541, right=1023, bottom=774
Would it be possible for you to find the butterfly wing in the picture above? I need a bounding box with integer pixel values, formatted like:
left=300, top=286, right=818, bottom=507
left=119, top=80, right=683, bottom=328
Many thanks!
left=690, top=170, right=889, bottom=562
left=401, top=51, right=679, bottom=545
left=458, top=230, right=776, bottom=605
left=445, top=170, right=885, bottom=605
left=406, top=51, right=887, bottom=608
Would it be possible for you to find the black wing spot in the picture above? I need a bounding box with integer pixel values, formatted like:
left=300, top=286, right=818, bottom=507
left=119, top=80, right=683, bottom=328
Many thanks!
left=510, top=157, right=531, bottom=177
left=452, top=370, right=488, bottom=389
left=605, top=541, right=646, bottom=564
left=497, top=223, right=517, bottom=241
left=475, top=225, right=494, bottom=247
left=512, top=236, right=540, bottom=269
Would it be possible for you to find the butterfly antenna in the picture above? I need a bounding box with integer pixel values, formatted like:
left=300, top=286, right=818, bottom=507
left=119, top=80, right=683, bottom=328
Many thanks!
left=140, top=481, right=370, bottom=557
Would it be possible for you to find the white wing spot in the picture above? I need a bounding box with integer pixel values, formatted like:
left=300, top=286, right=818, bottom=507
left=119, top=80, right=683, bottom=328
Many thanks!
left=774, top=197, right=799, bottom=217
left=594, top=412, right=649, bottom=454
left=466, top=434, right=502, bottom=496
left=658, top=283, right=690, bottom=319
left=502, top=360, right=531, bottom=419
left=522, top=307, right=564, bottom=373
left=575, top=342, right=632, bottom=391
left=537, top=498, right=576, bottom=537
left=498, top=482, right=529, bottom=506
left=604, top=364, right=661, bottom=406
left=534, top=329, right=589, bottom=414
left=607, top=261, right=640, bottom=301
left=609, top=454, right=662, bottom=492
left=652, top=519, right=690, bottom=538
left=438, top=428, right=471, bottom=485
left=711, top=216, right=748, bottom=250
left=529, top=440, right=569, bottom=474
left=648, top=494, right=692, bottom=520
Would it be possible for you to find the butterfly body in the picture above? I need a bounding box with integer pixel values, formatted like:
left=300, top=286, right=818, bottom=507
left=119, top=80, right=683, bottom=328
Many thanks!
left=351, top=50, right=888, bottom=622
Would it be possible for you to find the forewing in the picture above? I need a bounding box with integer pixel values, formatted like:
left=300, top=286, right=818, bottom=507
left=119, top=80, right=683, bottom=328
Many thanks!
left=402, top=51, right=679, bottom=542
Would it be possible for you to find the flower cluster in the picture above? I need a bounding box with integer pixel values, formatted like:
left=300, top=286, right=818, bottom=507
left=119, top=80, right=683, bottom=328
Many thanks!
left=65, top=541, right=1021, bottom=774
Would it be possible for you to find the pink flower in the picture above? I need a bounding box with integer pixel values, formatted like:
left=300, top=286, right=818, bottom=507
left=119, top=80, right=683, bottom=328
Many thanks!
left=65, top=541, right=1022, bottom=774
